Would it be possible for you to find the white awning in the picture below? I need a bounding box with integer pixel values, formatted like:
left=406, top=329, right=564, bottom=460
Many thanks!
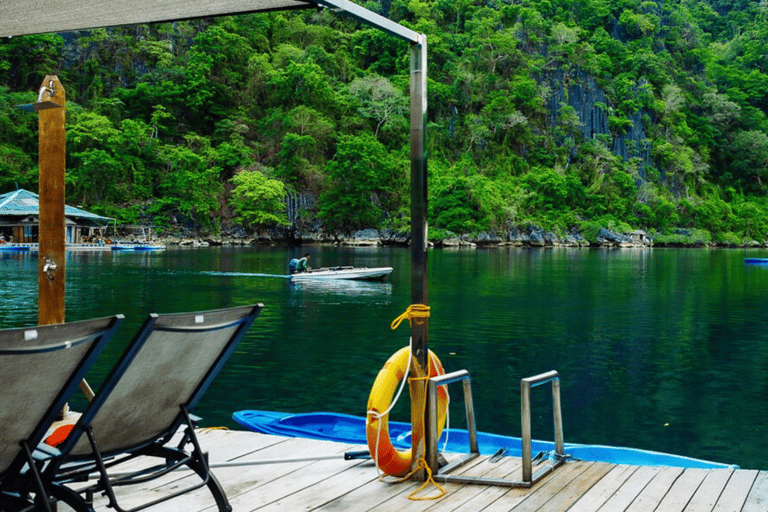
left=0, top=0, right=420, bottom=42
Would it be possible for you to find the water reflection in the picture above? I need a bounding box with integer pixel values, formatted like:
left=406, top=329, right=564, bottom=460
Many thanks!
left=6, top=247, right=768, bottom=469
left=289, top=279, right=392, bottom=301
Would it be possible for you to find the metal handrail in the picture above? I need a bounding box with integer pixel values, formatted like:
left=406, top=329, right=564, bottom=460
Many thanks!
left=521, top=370, right=565, bottom=482
left=427, top=370, right=479, bottom=473
left=426, top=368, right=567, bottom=488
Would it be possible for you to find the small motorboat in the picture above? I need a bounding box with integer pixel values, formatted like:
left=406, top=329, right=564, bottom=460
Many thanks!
left=232, top=410, right=737, bottom=469
left=290, top=266, right=393, bottom=281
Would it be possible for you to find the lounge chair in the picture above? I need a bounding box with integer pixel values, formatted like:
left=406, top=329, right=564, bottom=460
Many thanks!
left=0, top=315, right=124, bottom=512
left=43, top=304, right=264, bottom=512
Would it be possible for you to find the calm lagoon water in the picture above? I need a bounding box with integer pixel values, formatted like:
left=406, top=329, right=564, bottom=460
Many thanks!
left=3, top=245, right=768, bottom=469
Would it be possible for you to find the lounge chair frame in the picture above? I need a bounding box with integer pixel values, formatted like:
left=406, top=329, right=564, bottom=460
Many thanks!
left=0, top=315, right=124, bottom=512
left=44, top=304, right=263, bottom=512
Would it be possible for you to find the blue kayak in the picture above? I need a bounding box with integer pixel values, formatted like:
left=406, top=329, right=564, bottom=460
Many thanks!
left=232, top=410, right=737, bottom=469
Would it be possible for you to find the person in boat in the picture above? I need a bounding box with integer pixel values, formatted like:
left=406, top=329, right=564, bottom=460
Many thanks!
left=288, top=253, right=311, bottom=274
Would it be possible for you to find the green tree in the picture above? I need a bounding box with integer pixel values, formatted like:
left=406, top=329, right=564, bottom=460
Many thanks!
left=229, top=169, right=288, bottom=229
left=318, top=133, right=404, bottom=232
left=349, top=75, right=408, bottom=138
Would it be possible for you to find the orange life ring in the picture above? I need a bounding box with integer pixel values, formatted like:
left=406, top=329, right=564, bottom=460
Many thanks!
left=366, top=347, right=449, bottom=477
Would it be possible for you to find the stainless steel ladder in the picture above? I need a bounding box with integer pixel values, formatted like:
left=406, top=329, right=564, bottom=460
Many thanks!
left=427, top=369, right=567, bottom=487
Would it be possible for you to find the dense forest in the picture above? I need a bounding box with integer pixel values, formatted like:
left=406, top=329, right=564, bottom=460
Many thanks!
left=2, top=0, right=768, bottom=244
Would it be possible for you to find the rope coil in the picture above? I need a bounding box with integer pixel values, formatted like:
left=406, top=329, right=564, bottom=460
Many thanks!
left=391, top=304, right=430, bottom=330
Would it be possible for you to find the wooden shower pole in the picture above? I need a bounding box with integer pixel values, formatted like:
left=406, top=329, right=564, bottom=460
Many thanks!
left=36, top=75, right=66, bottom=326
left=32, top=77, right=94, bottom=401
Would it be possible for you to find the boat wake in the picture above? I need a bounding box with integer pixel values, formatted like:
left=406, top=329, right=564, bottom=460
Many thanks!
left=201, top=271, right=291, bottom=279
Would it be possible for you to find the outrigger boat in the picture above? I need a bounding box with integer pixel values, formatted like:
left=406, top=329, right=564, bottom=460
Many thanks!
left=232, top=410, right=736, bottom=469
left=291, top=266, right=393, bottom=281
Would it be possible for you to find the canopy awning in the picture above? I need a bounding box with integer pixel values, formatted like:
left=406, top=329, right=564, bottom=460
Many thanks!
left=1, top=0, right=314, bottom=38
left=0, top=0, right=420, bottom=42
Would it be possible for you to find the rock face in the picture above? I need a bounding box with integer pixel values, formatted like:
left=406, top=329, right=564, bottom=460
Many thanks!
left=547, top=69, right=652, bottom=179
left=187, top=223, right=647, bottom=248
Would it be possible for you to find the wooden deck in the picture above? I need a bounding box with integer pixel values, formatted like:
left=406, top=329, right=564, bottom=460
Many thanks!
left=60, top=429, right=768, bottom=512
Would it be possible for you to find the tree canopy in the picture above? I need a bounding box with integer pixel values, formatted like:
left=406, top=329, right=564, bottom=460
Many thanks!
left=2, top=1, right=768, bottom=242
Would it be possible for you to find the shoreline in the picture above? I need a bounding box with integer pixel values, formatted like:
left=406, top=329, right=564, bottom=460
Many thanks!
left=153, top=227, right=768, bottom=250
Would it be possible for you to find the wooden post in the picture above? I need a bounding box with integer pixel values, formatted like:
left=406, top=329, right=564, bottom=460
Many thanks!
left=409, top=37, right=430, bottom=479
left=36, top=75, right=66, bottom=326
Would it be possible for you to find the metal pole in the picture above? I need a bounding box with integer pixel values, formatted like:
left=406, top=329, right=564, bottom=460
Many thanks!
left=521, top=380, right=532, bottom=482
left=408, top=35, right=430, bottom=479
left=552, top=376, right=564, bottom=454
left=37, top=75, right=66, bottom=326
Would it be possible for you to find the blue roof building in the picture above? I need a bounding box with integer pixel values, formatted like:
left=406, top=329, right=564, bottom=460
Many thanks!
left=0, top=189, right=112, bottom=244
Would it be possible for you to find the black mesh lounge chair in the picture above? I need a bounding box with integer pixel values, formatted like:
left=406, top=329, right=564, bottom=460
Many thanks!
left=0, top=315, right=124, bottom=512
left=43, top=304, right=263, bottom=512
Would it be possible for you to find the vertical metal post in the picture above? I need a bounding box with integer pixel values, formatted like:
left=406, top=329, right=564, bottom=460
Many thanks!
left=463, top=378, right=479, bottom=454
left=552, top=377, right=564, bottom=454
left=37, top=75, right=66, bottom=326
left=521, top=380, right=532, bottom=482
left=408, top=35, right=430, bottom=478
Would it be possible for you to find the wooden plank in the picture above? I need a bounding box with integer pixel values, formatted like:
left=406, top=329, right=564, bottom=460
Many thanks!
left=449, top=459, right=568, bottom=512
left=566, top=465, right=638, bottom=512
left=323, top=455, right=521, bottom=512
left=683, top=469, right=734, bottom=512
left=712, top=469, right=758, bottom=512
left=742, top=471, right=768, bottom=512
left=624, top=466, right=685, bottom=512
left=83, top=430, right=289, bottom=511
left=592, top=465, right=660, bottom=511
left=309, top=451, right=492, bottom=512
left=654, top=468, right=709, bottom=512
left=240, top=456, right=379, bottom=511
left=527, top=462, right=615, bottom=512
left=208, top=440, right=373, bottom=511
left=473, top=460, right=595, bottom=512
left=396, top=457, right=524, bottom=512
left=97, top=435, right=360, bottom=512
left=306, top=468, right=421, bottom=512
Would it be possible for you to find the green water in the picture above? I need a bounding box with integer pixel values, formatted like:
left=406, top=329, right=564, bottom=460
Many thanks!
left=3, top=246, right=768, bottom=469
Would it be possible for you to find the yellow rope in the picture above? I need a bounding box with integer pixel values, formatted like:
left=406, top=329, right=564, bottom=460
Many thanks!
left=385, top=305, right=444, bottom=500
left=394, top=373, right=445, bottom=501
left=391, top=304, right=431, bottom=330
left=407, top=459, right=446, bottom=500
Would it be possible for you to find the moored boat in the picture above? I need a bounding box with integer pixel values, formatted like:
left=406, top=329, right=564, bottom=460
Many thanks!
left=291, top=266, right=392, bottom=281
left=232, top=410, right=737, bottom=469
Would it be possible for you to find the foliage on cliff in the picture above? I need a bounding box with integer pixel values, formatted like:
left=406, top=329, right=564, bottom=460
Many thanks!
left=2, top=0, right=768, bottom=241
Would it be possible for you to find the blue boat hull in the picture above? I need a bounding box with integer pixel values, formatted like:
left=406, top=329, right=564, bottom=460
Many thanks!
left=232, top=410, right=736, bottom=469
